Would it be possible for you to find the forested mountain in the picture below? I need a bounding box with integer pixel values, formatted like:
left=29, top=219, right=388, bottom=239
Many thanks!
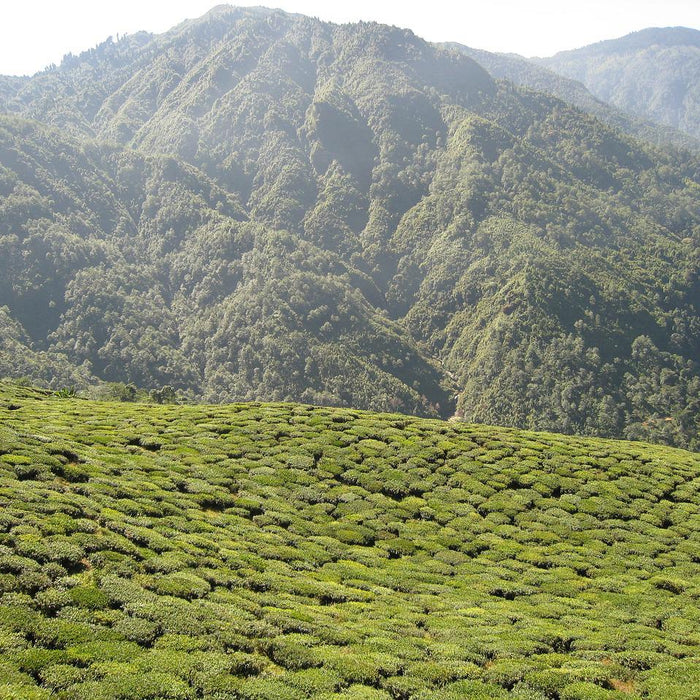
left=537, top=27, right=700, bottom=141
left=0, top=115, right=449, bottom=415
left=444, top=43, right=700, bottom=154
left=0, top=7, right=698, bottom=448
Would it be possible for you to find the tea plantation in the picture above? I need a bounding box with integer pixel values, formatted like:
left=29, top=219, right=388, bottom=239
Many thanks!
left=0, top=382, right=698, bottom=699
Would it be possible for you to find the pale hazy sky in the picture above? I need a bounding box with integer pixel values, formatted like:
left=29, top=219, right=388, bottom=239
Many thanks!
left=1, top=0, right=699, bottom=76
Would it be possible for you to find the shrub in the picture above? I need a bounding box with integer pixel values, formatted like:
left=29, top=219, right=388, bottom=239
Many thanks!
left=415, top=679, right=509, bottom=699
left=381, top=538, right=417, bottom=558
left=0, top=661, right=36, bottom=687
left=35, top=587, right=72, bottom=614
left=524, top=669, right=572, bottom=696
left=113, top=616, right=160, bottom=645
left=0, top=685, right=51, bottom=700
left=38, top=663, right=86, bottom=690
left=17, top=570, right=52, bottom=593
left=408, top=660, right=482, bottom=686
left=66, top=640, right=144, bottom=665
left=381, top=674, right=428, bottom=698
left=69, top=586, right=110, bottom=610
left=46, top=540, right=86, bottom=567
left=483, top=659, right=536, bottom=688
left=320, top=651, right=382, bottom=686
left=32, top=619, right=97, bottom=649
left=560, top=682, right=628, bottom=699
left=285, top=667, right=343, bottom=695
left=265, top=637, right=321, bottom=670
left=236, top=677, right=306, bottom=700
left=14, top=648, right=70, bottom=674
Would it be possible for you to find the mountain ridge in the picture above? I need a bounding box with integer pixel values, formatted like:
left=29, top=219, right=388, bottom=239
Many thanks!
left=0, top=7, right=698, bottom=448
left=443, top=41, right=700, bottom=154
left=537, top=26, right=700, bottom=141
left=539, top=26, right=700, bottom=59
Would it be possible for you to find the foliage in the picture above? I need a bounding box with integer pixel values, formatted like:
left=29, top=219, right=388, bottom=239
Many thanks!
left=0, top=9, right=698, bottom=447
left=0, top=382, right=698, bottom=698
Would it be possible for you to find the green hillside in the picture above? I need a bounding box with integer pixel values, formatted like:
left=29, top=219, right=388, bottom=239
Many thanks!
left=0, top=382, right=698, bottom=699
left=0, top=115, right=450, bottom=417
left=538, top=28, right=700, bottom=141
left=443, top=43, right=700, bottom=154
left=0, top=8, right=699, bottom=448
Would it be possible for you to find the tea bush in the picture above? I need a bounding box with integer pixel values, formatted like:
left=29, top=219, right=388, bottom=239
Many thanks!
left=0, top=383, right=697, bottom=697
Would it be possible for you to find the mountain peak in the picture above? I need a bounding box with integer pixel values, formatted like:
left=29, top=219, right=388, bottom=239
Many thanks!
left=543, top=25, right=700, bottom=59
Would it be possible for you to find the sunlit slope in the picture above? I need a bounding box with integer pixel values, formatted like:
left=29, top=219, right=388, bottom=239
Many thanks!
left=0, top=383, right=698, bottom=699
left=1, top=9, right=699, bottom=445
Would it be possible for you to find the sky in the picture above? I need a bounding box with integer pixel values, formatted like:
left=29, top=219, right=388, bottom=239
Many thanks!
left=1, top=0, right=699, bottom=76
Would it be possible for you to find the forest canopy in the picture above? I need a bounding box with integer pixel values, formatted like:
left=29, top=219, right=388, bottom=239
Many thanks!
left=0, top=7, right=698, bottom=448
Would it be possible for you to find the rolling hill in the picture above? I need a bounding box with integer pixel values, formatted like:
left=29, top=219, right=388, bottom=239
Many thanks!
left=0, top=382, right=698, bottom=699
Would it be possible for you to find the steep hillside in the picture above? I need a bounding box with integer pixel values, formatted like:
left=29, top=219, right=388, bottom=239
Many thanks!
left=538, top=27, right=700, bottom=141
left=0, top=383, right=698, bottom=699
left=0, top=8, right=698, bottom=447
left=444, top=43, right=700, bottom=154
left=0, top=115, right=449, bottom=416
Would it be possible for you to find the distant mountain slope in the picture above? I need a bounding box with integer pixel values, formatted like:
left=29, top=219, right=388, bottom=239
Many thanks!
left=0, top=383, right=699, bottom=699
left=537, top=27, right=700, bottom=141
left=445, top=42, right=700, bottom=153
left=0, top=115, right=450, bottom=415
left=0, top=75, right=25, bottom=103
left=0, top=8, right=698, bottom=448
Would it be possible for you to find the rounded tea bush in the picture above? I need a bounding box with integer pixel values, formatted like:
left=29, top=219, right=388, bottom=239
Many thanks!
left=38, top=663, right=86, bottom=690
left=113, top=616, right=160, bottom=645
left=150, top=572, right=211, bottom=599
left=69, top=586, right=110, bottom=610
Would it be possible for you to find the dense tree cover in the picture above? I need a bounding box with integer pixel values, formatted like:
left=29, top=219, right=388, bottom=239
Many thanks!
left=0, top=115, right=448, bottom=416
left=0, top=383, right=698, bottom=699
left=0, top=7, right=698, bottom=446
left=390, top=96, right=700, bottom=448
left=537, top=27, right=700, bottom=141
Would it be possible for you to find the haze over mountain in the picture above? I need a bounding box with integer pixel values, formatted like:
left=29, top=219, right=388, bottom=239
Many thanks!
left=0, top=6, right=698, bottom=449
left=537, top=27, right=700, bottom=142
left=444, top=42, right=700, bottom=154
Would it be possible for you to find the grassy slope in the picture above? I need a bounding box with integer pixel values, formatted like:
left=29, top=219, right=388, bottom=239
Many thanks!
left=0, top=382, right=699, bottom=699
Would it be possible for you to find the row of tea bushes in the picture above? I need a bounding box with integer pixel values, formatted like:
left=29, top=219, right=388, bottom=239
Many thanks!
left=0, top=382, right=698, bottom=698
